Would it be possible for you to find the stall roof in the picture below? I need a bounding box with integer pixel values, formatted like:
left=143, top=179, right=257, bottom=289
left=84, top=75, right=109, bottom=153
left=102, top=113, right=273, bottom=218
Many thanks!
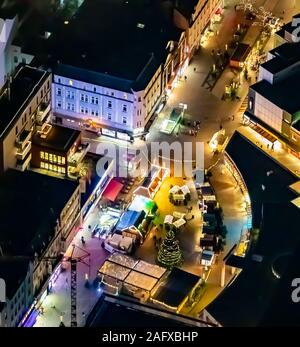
left=99, top=261, right=131, bottom=281
left=102, top=179, right=123, bottom=202
left=152, top=268, right=200, bottom=308
left=173, top=218, right=186, bottom=228
left=108, top=253, right=138, bottom=269
left=125, top=271, right=158, bottom=291
left=164, top=215, right=174, bottom=224
left=115, top=210, right=146, bottom=231
left=134, top=260, right=166, bottom=279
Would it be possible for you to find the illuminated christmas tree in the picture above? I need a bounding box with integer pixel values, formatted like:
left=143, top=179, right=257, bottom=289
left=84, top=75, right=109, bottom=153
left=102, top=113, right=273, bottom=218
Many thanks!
left=157, top=231, right=183, bottom=269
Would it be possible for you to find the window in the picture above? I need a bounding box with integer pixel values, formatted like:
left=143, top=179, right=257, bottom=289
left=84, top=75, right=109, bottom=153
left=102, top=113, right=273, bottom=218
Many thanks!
left=124, top=93, right=128, bottom=99
left=69, top=80, right=73, bottom=86
left=14, top=56, right=18, bottom=63
left=111, top=92, right=114, bottom=96
left=58, top=156, right=62, bottom=164
left=57, top=88, right=61, bottom=96
left=67, top=90, right=74, bottom=99
left=95, top=110, right=99, bottom=116
left=53, top=155, right=57, bottom=163
left=58, top=78, right=61, bottom=84
left=122, top=104, right=128, bottom=113
left=41, top=90, right=43, bottom=98
left=15, top=126, right=18, bottom=135
left=22, top=58, right=26, bottom=64
left=49, top=154, right=53, bottom=162
left=107, top=113, right=112, bottom=120
left=71, top=104, right=75, bottom=112
left=40, top=151, right=44, bottom=159
left=91, top=110, right=95, bottom=116
left=67, top=103, right=71, bottom=110
left=45, top=163, right=49, bottom=170
left=107, top=100, right=112, bottom=108
left=85, top=108, right=89, bottom=114
left=138, top=96, right=142, bottom=102
left=29, top=107, right=32, bottom=115
left=122, top=116, right=127, bottom=124
left=47, top=81, right=50, bottom=89
left=85, top=95, right=88, bottom=103
left=41, top=162, right=45, bottom=169
left=62, top=167, right=66, bottom=174
left=91, top=96, right=95, bottom=104
left=95, top=97, right=99, bottom=105
left=80, top=106, right=84, bottom=113
left=81, top=94, right=84, bottom=101
left=45, top=152, right=49, bottom=161
left=57, top=101, right=62, bottom=108
left=94, top=87, right=96, bottom=92
left=62, top=157, right=66, bottom=165
left=249, top=97, right=254, bottom=111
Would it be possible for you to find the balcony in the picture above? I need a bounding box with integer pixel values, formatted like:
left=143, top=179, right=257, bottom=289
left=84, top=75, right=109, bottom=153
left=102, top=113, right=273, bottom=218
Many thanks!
left=16, top=153, right=32, bottom=172
left=67, top=142, right=91, bottom=168
left=16, top=129, right=32, bottom=150
left=36, top=103, right=51, bottom=125
left=16, top=140, right=31, bottom=161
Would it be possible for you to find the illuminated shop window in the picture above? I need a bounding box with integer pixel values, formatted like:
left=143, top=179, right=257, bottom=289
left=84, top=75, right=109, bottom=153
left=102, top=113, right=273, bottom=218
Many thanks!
left=40, top=151, right=44, bottom=159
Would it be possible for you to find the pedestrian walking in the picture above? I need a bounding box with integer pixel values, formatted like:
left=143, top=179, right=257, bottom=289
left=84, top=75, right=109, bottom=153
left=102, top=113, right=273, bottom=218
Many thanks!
left=184, top=75, right=187, bottom=81
left=194, top=67, right=196, bottom=72
left=232, top=114, right=235, bottom=121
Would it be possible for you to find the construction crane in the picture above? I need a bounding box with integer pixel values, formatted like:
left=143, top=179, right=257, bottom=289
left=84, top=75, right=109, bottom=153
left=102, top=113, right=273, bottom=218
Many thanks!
left=63, top=243, right=91, bottom=327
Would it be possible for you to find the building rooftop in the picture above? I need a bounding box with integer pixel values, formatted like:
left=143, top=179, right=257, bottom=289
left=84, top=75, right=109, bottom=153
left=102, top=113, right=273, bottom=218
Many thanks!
left=0, top=169, right=79, bottom=257
left=275, top=13, right=300, bottom=38
left=0, top=257, right=30, bottom=301
left=207, top=131, right=300, bottom=326
left=86, top=295, right=194, bottom=327
left=251, top=68, right=300, bottom=115
left=46, top=0, right=182, bottom=91
left=0, top=65, right=50, bottom=138
left=32, top=124, right=81, bottom=153
left=152, top=267, right=200, bottom=308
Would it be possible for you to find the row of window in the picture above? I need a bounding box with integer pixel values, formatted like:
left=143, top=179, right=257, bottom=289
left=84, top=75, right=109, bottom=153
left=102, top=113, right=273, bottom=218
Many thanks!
left=41, top=162, right=66, bottom=174
left=56, top=89, right=129, bottom=112
left=56, top=81, right=129, bottom=100
left=40, top=152, right=66, bottom=165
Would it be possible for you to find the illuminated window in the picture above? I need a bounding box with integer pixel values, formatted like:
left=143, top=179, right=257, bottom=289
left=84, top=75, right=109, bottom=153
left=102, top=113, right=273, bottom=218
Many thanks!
left=40, top=162, right=45, bottom=169
left=53, top=165, right=57, bottom=172
left=49, top=164, right=53, bottom=171
left=45, top=152, right=48, bottom=161
left=58, top=156, right=61, bottom=164
left=62, top=167, right=66, bottom=174
left=49, top=154, right=53, bottom=162
left=40, top=151, right=44, bottom=159
left=45, top=163, right=49, bottom=170
left=62, top=157, right=66, bottom=165
left=57, top=166, right=61, bottom=173
left=53, top=155, right=57, bottom=163
left=69, top=80, right=73, bottom=86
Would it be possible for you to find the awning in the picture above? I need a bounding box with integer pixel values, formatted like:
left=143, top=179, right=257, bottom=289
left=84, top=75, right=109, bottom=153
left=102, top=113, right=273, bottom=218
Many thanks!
left=249, top=122, right=277, bottom=143
left=102, top=179, right=123, bottom=202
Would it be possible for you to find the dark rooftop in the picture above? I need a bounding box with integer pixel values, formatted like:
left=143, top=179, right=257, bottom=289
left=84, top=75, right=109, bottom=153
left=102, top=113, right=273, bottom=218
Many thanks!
left=207, top=131, right=300, bottom=326
left=251, top=69, right=300, bottom=115
left=32, top=124, right=81, bottom=153
left=0, top=257, right=30, bottom=300
left=0, top=65, right=50, bottom=138
left=0, top=169, right=79, bottom=257
left=86, top=295, right=195, bottom=327
left=153, top=267, right=200, bottom=308
left=46, top=0, right=182, bottom=91
left=231, top=43, right=251, bottom=62
left=276, top=13, right=300, bottom=37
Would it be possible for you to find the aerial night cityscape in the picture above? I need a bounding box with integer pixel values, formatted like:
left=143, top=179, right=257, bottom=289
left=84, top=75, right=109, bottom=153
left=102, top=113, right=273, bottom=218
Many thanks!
left=0, top=0, right=300, bottom=339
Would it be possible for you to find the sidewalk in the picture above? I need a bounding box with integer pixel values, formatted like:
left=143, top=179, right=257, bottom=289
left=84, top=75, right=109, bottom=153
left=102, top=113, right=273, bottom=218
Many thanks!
left=238, top=126, right=300, bottom=178
left=34, top=208, right=109, bottom=327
